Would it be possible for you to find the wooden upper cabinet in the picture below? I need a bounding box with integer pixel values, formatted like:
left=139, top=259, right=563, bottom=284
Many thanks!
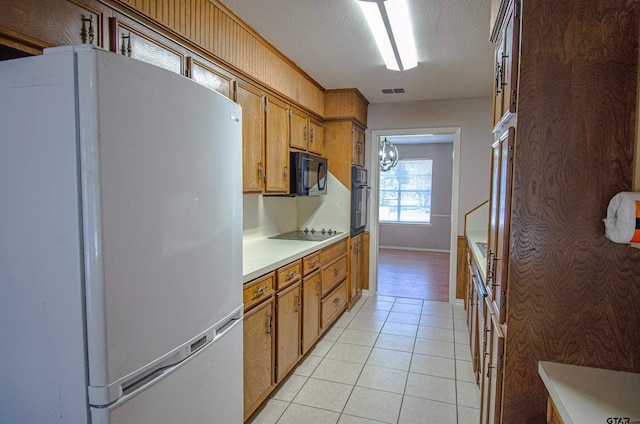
left=235, top=80, right=266, bottom=193
left=352, top=123, right=366, bottom=167
left=0, top=0, right=106, bottom=53
left=309, top=118, right=324, bottom=155
left=289, top=108, right=309, bottom=151
left=186, top=57, right=233, bottom=99
left=108, top=17, right=183, bottom=74
left=290, top=107, right=324, bottom=155
left=487, top=127, right=514, bottom=323
left=491, top=0, right=520, bottom=129
left=265, top=96, right=290, bottom=194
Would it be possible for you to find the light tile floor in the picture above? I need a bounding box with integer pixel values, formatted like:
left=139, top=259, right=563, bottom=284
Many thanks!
left=248, top=295, right=480, bottom=424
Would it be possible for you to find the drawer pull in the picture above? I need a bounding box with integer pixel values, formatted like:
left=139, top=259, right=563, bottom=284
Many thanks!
left=333, top=297, right=341, bottom=304
left=286, top=270, right=296, bottom=279
left=309, top=260, right=319, bottom=266
left=334, top=267, right=340, bottom=275
left=254, top=285, right=268, bottom=296
left=267, top=313, right=273, bottom=335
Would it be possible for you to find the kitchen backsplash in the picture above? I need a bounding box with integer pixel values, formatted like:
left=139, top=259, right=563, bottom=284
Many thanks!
left=242, top=172, right=350, bottom=242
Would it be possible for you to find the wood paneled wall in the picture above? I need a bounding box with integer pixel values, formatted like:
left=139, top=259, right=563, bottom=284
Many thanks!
left=503, top=1, right=640, bottom=422
left=115, top=0, right=325, bottom=115
left=325, top=88, right=369, bottom=126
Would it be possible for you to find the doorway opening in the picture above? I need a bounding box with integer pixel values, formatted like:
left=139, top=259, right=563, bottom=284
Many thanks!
left=368, top=128, right=461, bottom=303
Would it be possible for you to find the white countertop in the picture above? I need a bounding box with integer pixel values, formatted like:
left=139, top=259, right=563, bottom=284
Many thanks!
left=465, top=230, right=487, bottom=280
left=242, top=232, right=349, bottom=283
left=538, top=361, right=640, bottom=424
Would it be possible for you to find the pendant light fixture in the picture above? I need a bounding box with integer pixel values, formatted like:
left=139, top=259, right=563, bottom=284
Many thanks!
left=379, top=138, right=399, bottom=171
left=357, top=0, right=417, bottom=72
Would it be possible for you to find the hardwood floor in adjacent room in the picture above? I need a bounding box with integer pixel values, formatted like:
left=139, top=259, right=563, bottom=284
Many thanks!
left=377, top=248, right=450, bottom=301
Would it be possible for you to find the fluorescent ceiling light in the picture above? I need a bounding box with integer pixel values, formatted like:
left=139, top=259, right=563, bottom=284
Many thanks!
left=358, top=0, right=417, bottom=71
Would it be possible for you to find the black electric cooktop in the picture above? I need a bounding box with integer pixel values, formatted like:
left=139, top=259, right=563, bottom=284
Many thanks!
left=269, top=228, right=343, bottom=242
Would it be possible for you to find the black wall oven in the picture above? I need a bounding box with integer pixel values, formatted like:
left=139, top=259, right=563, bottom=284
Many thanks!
left=351, top=166, right=370, bottom=235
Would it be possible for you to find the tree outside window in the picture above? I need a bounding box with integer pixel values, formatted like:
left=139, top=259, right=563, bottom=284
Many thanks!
left=379, top=159, right=432, bottom=223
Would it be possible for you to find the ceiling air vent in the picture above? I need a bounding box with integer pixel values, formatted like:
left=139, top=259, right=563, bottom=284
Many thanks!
left=381, top=88, right=406, bottom=94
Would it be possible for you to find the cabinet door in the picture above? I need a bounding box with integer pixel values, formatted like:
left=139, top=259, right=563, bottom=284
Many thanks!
left=243, top=298, right=274, bottom=419
left=302, top=271, right=321, bottom=354
left=187, top=57, right=233, bottom=99
left=309, top=118, right=324, bottom=155
left=491, top=0, right=520, bottom=128
left=349, top=235, right=361, bottom=306
left=480, top=308, right=505, bottom=424
left=0, top=0, right=106, bottom=53
left=490, top=128, right=515, bottom=322
left=352, top=124, right=366, bottom=167
left=235, top=81, right=265, bottom=193
left=290, top=108, right=308, bottom=151
left=109, top=17, right=183, bottom=74
left=265, top=97, right=290, bottom=193
left=491, top=31, right=506, bottom=128
left=500, top=1, right=520, bottom=120
left=275, top=281, right=301, bottom=382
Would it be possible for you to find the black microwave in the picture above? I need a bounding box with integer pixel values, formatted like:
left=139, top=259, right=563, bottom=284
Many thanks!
left=290, top=152, right=328, bottom=196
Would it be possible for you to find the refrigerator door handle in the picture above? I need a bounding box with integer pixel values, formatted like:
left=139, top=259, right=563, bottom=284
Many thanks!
left=213, top=305, right=243, bottom=342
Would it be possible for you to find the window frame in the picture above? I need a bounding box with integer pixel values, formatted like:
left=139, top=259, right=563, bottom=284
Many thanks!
left=378, top=158, right=433, bottom=224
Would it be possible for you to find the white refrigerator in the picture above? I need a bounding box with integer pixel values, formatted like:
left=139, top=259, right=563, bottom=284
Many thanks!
left=0, top=45, right=243, bottom=423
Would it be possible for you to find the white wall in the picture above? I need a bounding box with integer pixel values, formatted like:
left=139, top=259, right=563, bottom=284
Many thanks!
left=366, top=97, right=493, bottom=236
left=379, top=142, right=453, bottom=251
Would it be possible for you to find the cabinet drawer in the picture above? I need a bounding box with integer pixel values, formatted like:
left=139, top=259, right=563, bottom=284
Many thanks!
left=277, top=260, right=302, bottom=290
left=321, top=281, right=347, bottom=329
left=302, top=252, right=321, bottom=276
left=243, top=273, right=275, bottom=310
left=321, top=255, right=347, bottom=296
left=320, top=238, right=347, bottom=265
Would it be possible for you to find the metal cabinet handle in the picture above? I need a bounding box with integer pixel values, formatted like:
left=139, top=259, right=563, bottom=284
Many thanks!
left=81, top=15, right=95, bottom=44
left=334, top=267, right=340, bottom=275
left=254, top=285, right=268, bottom=296
left=286, top=270, right=296, bottom=279
left=333, top=297, right=341, bottom=304
left=296, top=295, right=301, bottom=312
left=258, top=162, right=263, bottom=181
left=316, top=281, right=321, bottom=294
left=309, top=260, right=318, bottom=266
left=304, top=126, right=307, bottom=142
left=267, top=313, right=273, bottom=335
left=120, top=33, right=132, bottom=57
left=284, top=166, right=288, bottom=182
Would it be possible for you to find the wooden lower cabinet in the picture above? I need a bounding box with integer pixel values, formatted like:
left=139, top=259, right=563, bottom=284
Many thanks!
left=243, top=239, right=348, bottom=421
left=348, top=234, right=363, bottom=309
left=243, top=297, right=275, bottom=420
left=546, top=397, right=564, bottom=424
left=275, top=280, right=301, bottom=382
left=301, top=270, right=321, bottom=354
left=321, top=280, right=348, bottom=329
left=480, top=300, right=505, bottom=424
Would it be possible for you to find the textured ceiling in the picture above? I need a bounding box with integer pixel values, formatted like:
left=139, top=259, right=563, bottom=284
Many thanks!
left=220, top=0, right=495, bottom=104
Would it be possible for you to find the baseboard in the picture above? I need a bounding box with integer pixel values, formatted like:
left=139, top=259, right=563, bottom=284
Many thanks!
left=379, top=246, right=450, bottom=253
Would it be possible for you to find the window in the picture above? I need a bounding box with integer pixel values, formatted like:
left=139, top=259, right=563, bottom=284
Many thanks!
left=379, top=159, right=432, bottom=223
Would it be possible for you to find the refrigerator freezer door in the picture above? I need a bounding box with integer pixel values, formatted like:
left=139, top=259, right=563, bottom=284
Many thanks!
left=91, top=317, right=243, bottom=424
left=0, top=47, right=90, bottom=424
left=75, top=49, right=243, bottom=397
